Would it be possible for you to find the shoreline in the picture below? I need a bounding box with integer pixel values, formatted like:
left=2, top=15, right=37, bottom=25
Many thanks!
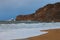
left=14, top=28, right=60, bottom=40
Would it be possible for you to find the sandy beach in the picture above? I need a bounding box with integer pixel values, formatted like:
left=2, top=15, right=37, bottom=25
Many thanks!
left=15, top=28, right=60, bottom=40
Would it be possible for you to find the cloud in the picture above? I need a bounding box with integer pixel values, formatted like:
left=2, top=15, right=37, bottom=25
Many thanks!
left=0, top=0, right=41, bottom=9
left=0, top=0, right=60, bottom=8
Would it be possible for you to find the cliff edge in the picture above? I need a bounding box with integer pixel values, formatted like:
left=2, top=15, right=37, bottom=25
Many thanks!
left=16, top=2, right=60, bottom=22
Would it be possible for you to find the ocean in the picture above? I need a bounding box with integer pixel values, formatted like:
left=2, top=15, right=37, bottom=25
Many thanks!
left=0, top=22, right=60, bottom=40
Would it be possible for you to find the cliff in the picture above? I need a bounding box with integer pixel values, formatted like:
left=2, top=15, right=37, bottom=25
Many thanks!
left=16, top=2, right=60, bottom=22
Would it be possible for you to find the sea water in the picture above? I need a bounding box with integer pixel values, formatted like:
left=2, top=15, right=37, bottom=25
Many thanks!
left=0, top=22, right=60, bottom=40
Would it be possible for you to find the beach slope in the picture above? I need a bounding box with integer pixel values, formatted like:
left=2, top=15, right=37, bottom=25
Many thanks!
left=15, top=28, right=60, bottom=40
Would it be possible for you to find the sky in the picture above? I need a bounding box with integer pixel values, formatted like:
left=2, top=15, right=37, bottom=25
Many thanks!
left=0, top=0, right=60, bottom=20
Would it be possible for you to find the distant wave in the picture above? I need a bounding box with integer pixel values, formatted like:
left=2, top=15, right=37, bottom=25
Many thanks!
left=0, top=23, right=60, bottom=32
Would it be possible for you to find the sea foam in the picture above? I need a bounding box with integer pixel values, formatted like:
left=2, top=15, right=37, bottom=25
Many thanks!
left=0, top=23, right=60, bottom=40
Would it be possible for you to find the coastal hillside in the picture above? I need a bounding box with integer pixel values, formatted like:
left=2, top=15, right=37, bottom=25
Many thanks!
left=16, top=2, right=60, bottom=22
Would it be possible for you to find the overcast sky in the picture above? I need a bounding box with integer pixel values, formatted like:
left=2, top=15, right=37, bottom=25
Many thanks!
left=0, top=0, right=60, bottom=20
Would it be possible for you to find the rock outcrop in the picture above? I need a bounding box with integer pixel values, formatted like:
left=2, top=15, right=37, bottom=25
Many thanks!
left=16, top=2, right=60, bottom=22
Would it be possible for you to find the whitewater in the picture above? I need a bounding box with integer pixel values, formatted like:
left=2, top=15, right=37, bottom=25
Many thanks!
left=0, top=22, right=60, bottom=40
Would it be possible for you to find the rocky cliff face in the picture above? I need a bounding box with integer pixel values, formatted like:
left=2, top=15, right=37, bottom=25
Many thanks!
left=16, top=2, right=60, bottom=22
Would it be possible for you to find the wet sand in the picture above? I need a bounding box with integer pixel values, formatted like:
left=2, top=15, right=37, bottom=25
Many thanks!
left=15, top=28, right=60, bottom=40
